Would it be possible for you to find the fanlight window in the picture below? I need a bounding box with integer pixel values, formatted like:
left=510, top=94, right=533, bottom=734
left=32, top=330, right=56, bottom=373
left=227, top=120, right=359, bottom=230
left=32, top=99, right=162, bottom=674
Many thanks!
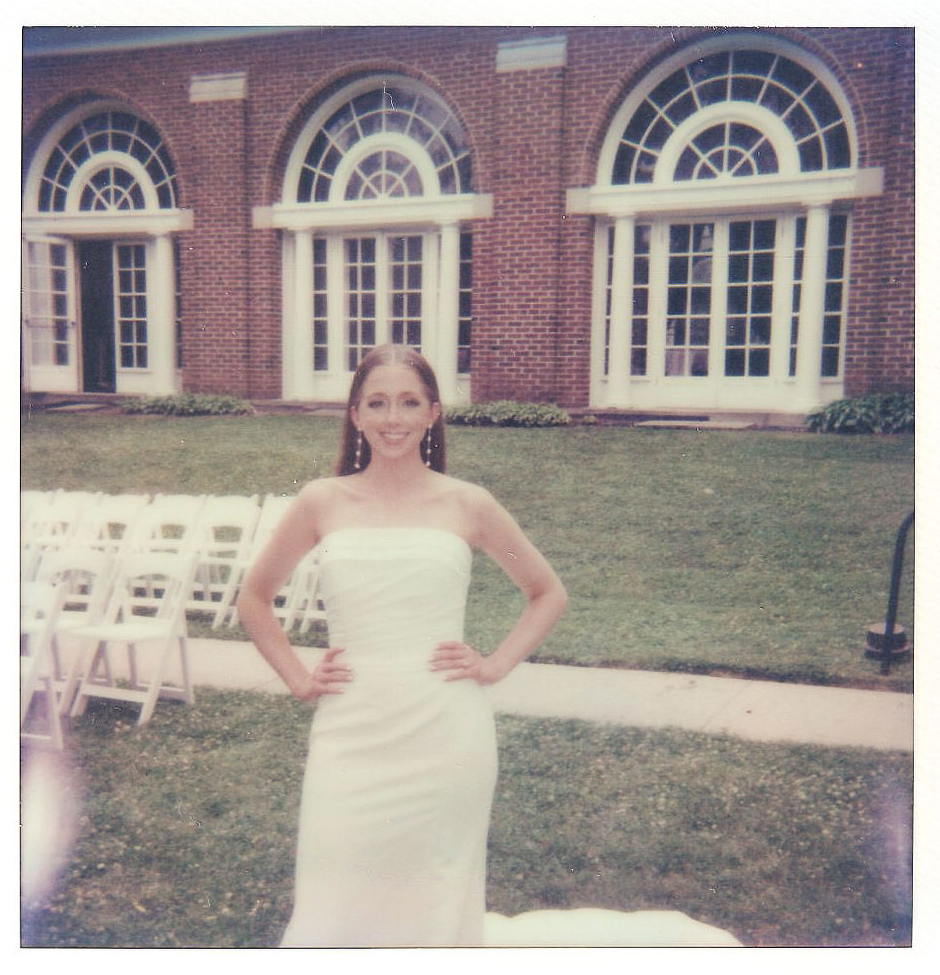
left=79, top=166, right=147, bottom=211
left=613, top=49, right=851, bottom=185
left=345, top=149, right=424, bottom=200
left=674, top=121, right=779, bottom=180
left=38, top=110, right=177, bottom=211
left=296, top=84, right=472, bottom=203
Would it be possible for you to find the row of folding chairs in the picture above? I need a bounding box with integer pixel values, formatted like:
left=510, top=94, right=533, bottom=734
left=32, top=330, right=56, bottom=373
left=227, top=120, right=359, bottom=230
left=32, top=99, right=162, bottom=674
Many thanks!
left=21, top=491, right=327, bottom=746
left=21, top=490, right=326, bottom=634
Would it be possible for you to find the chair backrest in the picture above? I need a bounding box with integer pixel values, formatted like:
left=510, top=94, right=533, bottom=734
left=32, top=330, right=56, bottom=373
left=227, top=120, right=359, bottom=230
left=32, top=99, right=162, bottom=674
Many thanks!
left=125, top=495, right=207, bottom=556
left=21, top=580, right=67, bottom=634
left=196, top=495, right=261, bottom=556
left=72, top=493, right=151, bottom=553
left=103, top=552, right=195, bottom=627
left=22, top=491, right=101, bottom=553
left=34, top=548, right=117, bottom=626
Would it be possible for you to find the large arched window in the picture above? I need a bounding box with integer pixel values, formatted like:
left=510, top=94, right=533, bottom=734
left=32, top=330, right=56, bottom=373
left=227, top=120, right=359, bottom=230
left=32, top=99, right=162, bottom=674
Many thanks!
left=257, top=75, right=491, bottom=403
left=611, top=47, right=852, bottom=186
left=22, top=103, right=189, bottom=396
left=293, top=82, right=472, bottom=203
left=568, top=33, right=882, bottom=413
left=36, top=109, right=178, bottom=213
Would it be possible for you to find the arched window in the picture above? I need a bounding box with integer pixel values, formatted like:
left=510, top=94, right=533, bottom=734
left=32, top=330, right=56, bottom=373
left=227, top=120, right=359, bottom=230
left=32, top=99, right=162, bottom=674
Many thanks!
left=568, top=33, right=882, bottom=414
left=261, top=76, right=491, bottom=403
left=293, top=81, right=472, bottom=203
left=22, top=104, right=188, bottom=397
left=36, top=109, right=177, bottom=212
left=611, top=47, right=851, bottom=186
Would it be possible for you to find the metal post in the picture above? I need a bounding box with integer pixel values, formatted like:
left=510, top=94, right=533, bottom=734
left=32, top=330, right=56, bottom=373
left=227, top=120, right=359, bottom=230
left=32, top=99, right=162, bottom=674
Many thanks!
left=880, top=510, right=914, bottom=675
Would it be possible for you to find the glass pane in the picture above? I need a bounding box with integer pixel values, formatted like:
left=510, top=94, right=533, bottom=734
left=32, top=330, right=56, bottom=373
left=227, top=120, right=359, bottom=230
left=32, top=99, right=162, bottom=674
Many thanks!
left=748, top=348, right=769, bottom=375
left=725, top=349, right=745, bottom=376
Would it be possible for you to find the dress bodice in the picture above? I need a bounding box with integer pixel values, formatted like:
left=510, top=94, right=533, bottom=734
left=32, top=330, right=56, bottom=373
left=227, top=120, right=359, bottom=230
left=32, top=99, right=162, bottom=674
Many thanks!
left=316, top=526, right=472, bottom=675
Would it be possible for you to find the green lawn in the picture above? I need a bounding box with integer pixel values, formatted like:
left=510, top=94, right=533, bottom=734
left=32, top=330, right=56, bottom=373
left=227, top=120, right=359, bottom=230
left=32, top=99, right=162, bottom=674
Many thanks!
left=22, top=691, right=912, bottom=948
left=21, top=412, right=915, bottom=690
left=20, top=412, right=914, bottom=948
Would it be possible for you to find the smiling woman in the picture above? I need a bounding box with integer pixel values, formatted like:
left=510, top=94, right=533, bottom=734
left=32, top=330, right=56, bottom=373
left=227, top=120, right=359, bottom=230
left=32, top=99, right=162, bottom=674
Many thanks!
left=234, top=343, right=568, bottom=946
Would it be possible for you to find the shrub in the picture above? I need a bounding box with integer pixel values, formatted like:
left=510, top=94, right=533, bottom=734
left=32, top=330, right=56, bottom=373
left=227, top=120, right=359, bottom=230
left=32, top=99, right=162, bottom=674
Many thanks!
left=806, top=392, right=914, bottom=434
left=445, top=400, right=570, bottom=427
left=121, top=393, right=255, bottom=416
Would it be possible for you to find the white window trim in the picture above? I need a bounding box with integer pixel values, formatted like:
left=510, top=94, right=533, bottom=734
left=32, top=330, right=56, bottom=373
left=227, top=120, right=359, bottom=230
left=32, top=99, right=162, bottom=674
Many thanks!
left=254, top=193, right=492, bottom=233
left=23, top=210, right=195, bottom=238
left=330, top=132, right=440, bottom=203
left=65, top=151, right=163, bottom=211
left=655, top=103, right=802, bottom=183
left=567, top=166, right=883, bottom=220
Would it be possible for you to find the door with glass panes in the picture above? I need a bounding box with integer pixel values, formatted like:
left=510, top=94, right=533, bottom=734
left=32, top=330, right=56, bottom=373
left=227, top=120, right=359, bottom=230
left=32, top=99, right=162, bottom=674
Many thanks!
left=314, top=232, right=430, bottom=376
left=607, top=213, right=834, bottom=410
left=22, top=238, right=151, bottom=394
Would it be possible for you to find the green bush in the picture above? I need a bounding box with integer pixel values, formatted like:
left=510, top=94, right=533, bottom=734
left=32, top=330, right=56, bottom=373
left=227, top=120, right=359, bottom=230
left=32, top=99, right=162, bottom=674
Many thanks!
left=445, top=400, right=570, bottom=427
left=121, top=393, right=255, bottom=416
left=806, top=392, right=914, bottom=434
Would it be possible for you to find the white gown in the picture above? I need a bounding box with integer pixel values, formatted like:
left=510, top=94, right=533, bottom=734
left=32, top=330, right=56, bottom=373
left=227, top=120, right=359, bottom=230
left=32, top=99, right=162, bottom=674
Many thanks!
left=281, top=527, right=497, bottom=948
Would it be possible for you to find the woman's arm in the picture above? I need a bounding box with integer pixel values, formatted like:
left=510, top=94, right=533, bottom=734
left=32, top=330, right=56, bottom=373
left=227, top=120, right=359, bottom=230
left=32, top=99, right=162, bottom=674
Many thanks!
left=236, top=484, right=351, bottom=700
left=431, top=487, right=567, bottom=685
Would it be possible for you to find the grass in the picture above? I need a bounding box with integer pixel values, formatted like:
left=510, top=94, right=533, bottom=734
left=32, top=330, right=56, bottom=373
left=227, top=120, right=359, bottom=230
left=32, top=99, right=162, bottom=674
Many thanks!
left=20, top=413, right=914, bottom=948
left=21, top=691, right=912, bottom=948
left=21, top=412, right=915, bottom=691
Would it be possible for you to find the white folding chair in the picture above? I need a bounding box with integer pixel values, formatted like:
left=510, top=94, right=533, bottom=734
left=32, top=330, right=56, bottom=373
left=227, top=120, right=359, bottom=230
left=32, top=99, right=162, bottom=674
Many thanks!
left=219, top=493, right=292, bottom=629
left=69, top=553, right=195, bottom=725
left=21, top=581, right=69, bottom=749
left=186, top=494, right=260, bottom=621
left=32, top=548, right=117, bottom=716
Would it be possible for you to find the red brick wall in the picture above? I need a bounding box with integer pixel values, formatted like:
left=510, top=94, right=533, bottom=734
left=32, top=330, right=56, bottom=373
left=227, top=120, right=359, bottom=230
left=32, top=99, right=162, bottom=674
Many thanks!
left=22, top=26, right=914, bottom=407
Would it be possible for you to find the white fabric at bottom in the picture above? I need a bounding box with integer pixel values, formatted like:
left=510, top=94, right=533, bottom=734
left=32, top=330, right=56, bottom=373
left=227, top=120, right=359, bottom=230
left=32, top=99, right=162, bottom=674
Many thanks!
left=483, top=908, right=743, bottom=947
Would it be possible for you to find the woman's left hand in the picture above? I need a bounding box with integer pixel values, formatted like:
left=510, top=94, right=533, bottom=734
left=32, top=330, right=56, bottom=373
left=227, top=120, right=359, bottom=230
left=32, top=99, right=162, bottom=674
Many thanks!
left=430, top=641, right=506, bottom=685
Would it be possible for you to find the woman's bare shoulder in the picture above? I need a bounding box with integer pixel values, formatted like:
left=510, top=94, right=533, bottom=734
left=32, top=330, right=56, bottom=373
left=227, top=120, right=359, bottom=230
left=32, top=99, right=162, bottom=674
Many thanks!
left=436, top=474, right=495, bottom=509
left=293, top=476, right=359, bottom=521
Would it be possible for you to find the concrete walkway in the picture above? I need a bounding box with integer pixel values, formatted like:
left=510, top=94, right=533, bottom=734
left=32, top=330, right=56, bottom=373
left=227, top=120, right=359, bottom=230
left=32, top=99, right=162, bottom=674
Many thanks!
left=186, top=638, right=913, bottom=753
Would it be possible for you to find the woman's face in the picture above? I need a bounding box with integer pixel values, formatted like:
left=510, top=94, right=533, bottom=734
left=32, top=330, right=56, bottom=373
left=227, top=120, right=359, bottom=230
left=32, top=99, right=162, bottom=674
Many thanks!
left=351, top=363, right=440, bottom=466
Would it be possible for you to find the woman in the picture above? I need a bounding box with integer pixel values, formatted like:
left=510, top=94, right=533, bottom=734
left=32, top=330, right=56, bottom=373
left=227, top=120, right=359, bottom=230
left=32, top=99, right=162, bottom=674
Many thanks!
left=237, top=344, right=568, bottom=947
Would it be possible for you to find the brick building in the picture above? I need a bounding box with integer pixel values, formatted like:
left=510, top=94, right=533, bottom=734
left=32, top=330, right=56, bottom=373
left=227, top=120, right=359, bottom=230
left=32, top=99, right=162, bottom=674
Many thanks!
left=21, top=25, right=914, bottom=415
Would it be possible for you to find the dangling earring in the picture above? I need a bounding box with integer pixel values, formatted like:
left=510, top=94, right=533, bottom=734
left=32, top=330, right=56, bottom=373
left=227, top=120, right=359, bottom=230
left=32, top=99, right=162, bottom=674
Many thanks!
left=424, top=426, right=433, bottom=468
left=354, top=430, right=363, bottom=470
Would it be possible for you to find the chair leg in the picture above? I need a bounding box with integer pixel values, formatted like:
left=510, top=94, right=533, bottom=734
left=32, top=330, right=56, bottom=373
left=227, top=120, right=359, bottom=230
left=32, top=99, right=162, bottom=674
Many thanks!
left=178, top=636, right=194, bottom=705
left=71, top=641, right=108, bottom=718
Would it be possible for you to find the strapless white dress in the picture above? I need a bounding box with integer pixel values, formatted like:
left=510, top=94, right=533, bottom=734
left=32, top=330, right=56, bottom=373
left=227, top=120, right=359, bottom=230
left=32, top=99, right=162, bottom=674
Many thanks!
left=281, top=527, right=497, bottom=947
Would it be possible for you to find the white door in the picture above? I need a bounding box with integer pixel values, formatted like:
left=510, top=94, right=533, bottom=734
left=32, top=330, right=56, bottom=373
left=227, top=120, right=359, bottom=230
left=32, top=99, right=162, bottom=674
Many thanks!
left=22, top=238, right=79, bottom=393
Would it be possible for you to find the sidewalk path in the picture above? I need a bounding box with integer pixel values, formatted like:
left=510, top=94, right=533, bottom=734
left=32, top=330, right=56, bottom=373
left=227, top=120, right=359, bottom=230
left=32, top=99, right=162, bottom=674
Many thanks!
left=185, top=638, right=913, bottom=752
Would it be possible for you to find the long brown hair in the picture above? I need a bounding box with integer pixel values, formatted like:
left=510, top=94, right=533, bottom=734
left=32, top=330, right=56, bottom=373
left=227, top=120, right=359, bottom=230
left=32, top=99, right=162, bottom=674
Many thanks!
left=335, top=345, right=447, bottom=476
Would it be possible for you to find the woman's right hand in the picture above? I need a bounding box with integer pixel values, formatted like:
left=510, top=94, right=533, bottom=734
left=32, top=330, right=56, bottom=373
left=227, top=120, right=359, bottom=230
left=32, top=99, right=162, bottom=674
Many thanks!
left=291, top=647, right=352, bottom=701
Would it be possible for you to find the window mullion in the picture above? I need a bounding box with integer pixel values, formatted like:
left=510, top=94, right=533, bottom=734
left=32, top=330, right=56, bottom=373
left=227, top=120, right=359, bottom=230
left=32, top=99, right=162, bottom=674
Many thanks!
left=607, top=215, right=634, bottom=403
left=769, top=216, right=796, bottom=381
left=709, top=222, right=730, bottom=381
left=326, top=235, right=345, bottom=372
left=793, top=205, right=829, bottom=405
left=647, top=223, right=669, bottom=380
left=376, top=233, right=390, bottom=348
